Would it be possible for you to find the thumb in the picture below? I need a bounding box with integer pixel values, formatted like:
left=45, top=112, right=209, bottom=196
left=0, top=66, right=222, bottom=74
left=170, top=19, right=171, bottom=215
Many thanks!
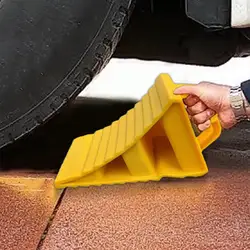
left=174, top=85, right=201, bottom=97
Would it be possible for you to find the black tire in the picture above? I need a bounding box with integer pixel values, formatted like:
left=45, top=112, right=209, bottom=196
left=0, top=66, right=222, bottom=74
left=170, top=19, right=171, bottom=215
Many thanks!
left=0, top=0, right=135, bottom=149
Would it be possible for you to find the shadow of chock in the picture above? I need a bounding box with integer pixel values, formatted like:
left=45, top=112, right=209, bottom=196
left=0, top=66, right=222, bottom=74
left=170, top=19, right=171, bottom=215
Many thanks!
left=0, top=98, right=135, bottom=172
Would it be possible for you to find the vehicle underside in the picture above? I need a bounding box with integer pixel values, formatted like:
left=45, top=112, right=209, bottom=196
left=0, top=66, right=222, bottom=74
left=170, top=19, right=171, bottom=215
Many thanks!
left=116, top=0, right=250, bottom=66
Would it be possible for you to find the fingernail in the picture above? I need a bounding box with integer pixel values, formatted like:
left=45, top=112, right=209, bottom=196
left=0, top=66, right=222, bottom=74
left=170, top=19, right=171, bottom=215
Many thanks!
left=198, top=124, right=204, bottom=131
left=198, top=120, right=211, bottom=131
left=207, top=110, right=214, bottom=116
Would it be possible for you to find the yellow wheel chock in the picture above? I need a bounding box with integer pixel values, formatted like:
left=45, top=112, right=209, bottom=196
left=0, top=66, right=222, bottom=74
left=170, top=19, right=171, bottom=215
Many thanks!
left=55, top=74, right=221, bottom=188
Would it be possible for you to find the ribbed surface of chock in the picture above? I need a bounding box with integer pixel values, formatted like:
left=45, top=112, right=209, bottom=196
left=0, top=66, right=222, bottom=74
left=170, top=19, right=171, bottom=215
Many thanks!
left=55, top=74, right=221, bottom=188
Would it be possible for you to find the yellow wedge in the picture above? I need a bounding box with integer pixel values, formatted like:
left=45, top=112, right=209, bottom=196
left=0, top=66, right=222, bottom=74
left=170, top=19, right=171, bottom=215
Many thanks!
left=55, top=74, right=221, bottom=188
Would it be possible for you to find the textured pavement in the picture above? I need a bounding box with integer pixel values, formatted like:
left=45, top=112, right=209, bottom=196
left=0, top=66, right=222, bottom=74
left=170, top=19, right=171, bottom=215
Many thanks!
left=0, top=172, right=62, bottom=250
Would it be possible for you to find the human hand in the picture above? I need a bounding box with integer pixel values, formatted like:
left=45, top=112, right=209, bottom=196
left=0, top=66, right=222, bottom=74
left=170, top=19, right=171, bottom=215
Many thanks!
left=174, top=82, right=237, bottom=131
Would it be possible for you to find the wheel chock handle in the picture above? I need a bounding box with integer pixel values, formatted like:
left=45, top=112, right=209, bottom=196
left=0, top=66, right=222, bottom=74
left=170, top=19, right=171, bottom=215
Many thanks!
left=172, top=83, right=221, bottom=150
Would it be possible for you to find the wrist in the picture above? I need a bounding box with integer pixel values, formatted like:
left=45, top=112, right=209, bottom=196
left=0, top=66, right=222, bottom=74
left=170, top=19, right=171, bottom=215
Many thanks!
left=242, top=90, right=250, bottom=119
left=229, top=86, right=250, bottom=123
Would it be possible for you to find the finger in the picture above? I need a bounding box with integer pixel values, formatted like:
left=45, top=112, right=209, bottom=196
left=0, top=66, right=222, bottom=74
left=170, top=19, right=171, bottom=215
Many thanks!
left=192, top=109, right=215, bottom=124
left=187, top=101, right=207, bottom=115
left=174, top=85, right=201, bottom=96
left=183, top=95, right=199, bottom=107
left=198, top=120, right=211, bottom=131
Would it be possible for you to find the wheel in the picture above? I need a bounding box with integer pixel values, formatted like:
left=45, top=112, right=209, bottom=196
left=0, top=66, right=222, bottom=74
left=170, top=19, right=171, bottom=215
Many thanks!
left=0, top=0, right=135, bottom=149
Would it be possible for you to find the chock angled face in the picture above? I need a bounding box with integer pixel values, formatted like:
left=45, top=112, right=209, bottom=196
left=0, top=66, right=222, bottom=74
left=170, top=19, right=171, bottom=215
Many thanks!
left=54, top=73, right=221, bottom=189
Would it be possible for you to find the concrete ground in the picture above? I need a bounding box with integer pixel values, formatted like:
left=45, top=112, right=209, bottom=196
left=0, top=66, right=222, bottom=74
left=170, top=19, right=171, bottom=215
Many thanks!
left=1, top=93, right=250, bottom=250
